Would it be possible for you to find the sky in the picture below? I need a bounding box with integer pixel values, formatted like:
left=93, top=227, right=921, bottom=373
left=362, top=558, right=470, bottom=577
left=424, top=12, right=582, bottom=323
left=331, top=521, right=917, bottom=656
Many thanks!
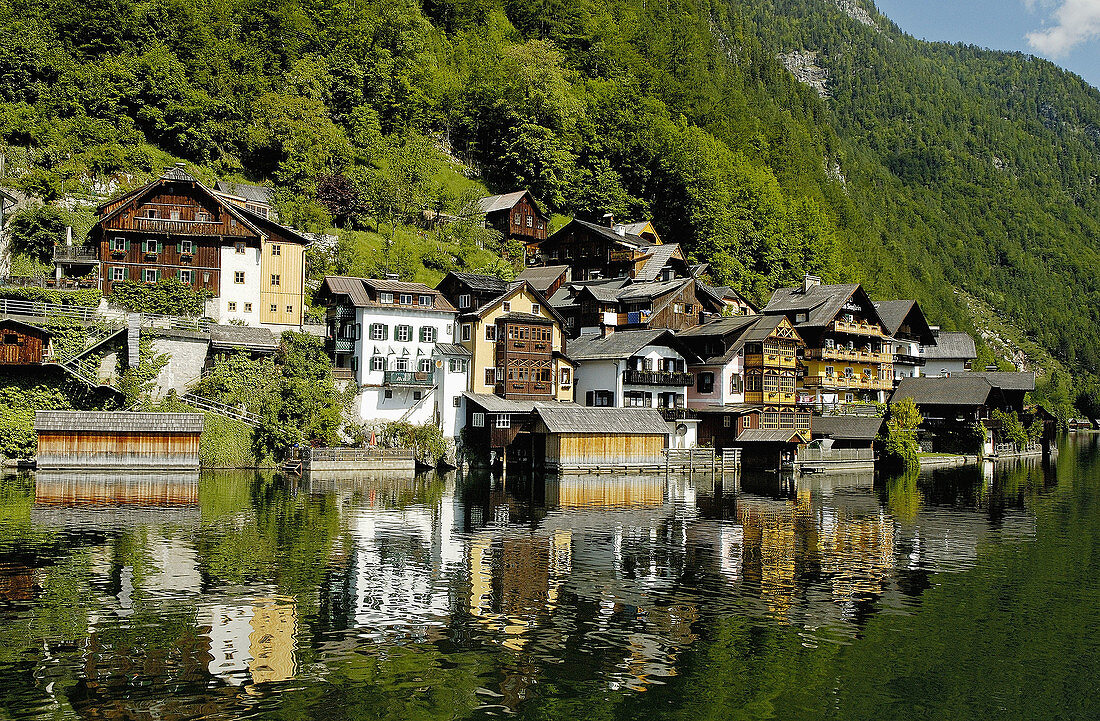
left=874, top=0, right=1100, bottom=88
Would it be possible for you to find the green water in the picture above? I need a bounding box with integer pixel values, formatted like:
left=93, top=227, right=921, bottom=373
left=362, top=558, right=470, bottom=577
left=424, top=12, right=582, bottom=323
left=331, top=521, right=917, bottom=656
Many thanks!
left=1, top=434, right=1099, bottom=720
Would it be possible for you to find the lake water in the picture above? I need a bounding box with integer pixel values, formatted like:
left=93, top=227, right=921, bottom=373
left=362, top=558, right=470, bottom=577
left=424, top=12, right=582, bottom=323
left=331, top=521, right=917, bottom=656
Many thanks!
left=2, top=434, right=1100, bottom=720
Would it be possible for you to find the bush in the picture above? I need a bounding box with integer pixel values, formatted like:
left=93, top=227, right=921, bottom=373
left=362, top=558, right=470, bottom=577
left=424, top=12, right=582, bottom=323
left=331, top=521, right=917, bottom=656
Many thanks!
left=109, top=277, right=212, bottom=316
left=373, top=421, right=447, bottom=468
left=7, top=205, right=65, bottom=262
left=0, top=287, right=101, bottom=307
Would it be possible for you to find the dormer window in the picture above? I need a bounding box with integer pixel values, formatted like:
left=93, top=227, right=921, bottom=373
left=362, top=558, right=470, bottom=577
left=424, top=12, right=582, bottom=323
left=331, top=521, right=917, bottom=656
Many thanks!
left=380, top=291, right=394, bottom=304
left=399, top=294, right=413, bottom=305
left=796, top=312, right=808, bottom=323
left=418, top=294, right=432, bottom=307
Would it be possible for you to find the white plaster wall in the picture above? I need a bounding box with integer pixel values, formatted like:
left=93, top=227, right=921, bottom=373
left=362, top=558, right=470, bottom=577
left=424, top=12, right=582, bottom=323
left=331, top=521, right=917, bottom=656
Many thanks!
left=357, top=386, right=436, bottom=427
left=354, top=307, right=455, bottom=386
left=433, top=352, right=468, bottom=438
left=149, top=335, right=211, bottom=399
left=573, top=359, right=621, bottom=405
left=217, top=245, right=262, bottom=325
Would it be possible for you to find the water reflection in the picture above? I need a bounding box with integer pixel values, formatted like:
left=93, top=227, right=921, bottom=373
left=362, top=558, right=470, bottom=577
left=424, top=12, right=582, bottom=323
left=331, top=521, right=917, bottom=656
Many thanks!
left=0, top=436, right=1095, bottom=719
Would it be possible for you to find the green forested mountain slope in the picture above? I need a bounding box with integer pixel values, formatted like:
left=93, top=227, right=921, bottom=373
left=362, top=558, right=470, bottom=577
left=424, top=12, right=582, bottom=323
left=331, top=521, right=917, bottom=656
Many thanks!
left=1, top=0, right=1098, bottom=379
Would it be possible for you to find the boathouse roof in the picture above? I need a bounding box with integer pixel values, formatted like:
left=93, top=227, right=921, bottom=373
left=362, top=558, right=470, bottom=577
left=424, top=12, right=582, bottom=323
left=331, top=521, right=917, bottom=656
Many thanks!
left=810, top=415, right=884, bottom=441
left=533, top=406, right=670, bottom=435
left=35, top=411, right=205, bottom=433
left=210, top=324, right=277, bottom=352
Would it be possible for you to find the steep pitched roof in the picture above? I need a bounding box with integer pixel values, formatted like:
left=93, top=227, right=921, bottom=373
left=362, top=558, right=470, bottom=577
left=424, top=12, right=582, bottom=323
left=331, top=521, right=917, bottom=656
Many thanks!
left=515, top=265, right=570, bottom=293
left=874, top=300, right=936, bottom=344
left=446, top=271, right=510, bottom=295
left=476, top=190, right=546, bottom=217
left=678, top=315, right=791, bottom=364
left=562, top=219, right=655, bottom=249
left=566, top=329, right=697, bottom=362
left=924, top=331, right=977, bottom=360
left=764, top=282, right=880, bottom=329
left=210, top=324, right=277, bottom=352
left=891, top=376, right=994, bottom=406
left=534, top=405, right=669, bottom=435
left=318, top=276, right=455, bottom=311
left=635, top=244, right=680, bottom=282
left=215, top=181, right=275, bottom=205
left=811, top=415, right=884, bottom=440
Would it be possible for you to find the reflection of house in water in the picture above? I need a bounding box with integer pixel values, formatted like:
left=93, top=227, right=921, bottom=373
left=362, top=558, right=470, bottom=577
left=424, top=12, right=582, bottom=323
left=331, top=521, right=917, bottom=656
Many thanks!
left=31, top=471, right=200, bottom=529
left=202, top=594, right=298, bottom=685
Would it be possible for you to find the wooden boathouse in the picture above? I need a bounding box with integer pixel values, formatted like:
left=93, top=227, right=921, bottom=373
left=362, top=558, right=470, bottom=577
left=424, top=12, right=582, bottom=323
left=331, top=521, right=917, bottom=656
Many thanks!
left=531, top=405, right=670, bottom=471
left=0, top=319, right=52, bottom=365
left=35, top=411, right=204, bottom=469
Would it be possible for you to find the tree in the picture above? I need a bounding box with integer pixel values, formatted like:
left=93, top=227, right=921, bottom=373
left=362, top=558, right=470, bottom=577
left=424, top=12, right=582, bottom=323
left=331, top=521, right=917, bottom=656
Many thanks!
left=8, top=205, right=65, bottom=262
left=315, top=173, right=365, bottom=228
left=881, top=397, right=923, bottom=469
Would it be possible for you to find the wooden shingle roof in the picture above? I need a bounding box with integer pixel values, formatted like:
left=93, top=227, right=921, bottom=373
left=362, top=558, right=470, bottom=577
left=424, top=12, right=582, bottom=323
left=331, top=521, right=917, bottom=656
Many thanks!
left=35, top=411, right=204, bottom=433
left=534, top=406, right=669, bottom=435
left=811, top=415, right=884, bottom=441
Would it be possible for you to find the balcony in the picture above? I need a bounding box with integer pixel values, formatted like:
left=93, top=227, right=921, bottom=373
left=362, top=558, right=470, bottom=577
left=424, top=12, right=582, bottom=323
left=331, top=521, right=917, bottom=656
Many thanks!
left=806, top=347, right=892, bottom=364
left=802, top=375, right=893, bottom=391
left=134, top=217, right=222, bottom=235
left=53, top=246, right=99, bottom=263
left=624, top=369, right=694, bottom=386
left=894, top=353, right=926, bottom=366
left=384, top=370, right=434, bottom=386
left=332, top=337, right=355, bottom=354
left=831, top=319, right=885, bottom=337
left=331, top=367, right=356, bottom=381
left=746, top=352, right=799, bottom=369
left=659, top=407, right=695, bottom=421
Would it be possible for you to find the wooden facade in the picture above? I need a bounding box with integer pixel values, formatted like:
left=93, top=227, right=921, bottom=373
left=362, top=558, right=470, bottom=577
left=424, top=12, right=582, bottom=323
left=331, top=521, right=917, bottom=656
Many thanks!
left=542, top=432, right=667, bottom=469
left=483, top=191, right=549, bottom=242
left=0, top=319, right=50, bottom=364
left=495, top=315, right=556, bottom=400
left=35, top=411, right=203, bottom=469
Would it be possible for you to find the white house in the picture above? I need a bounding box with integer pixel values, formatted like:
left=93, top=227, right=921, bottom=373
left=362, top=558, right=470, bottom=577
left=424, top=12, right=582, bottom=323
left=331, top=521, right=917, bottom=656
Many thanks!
left=567, top=329, right=699, bottom=447
left=315, top=277, right=467, bottom=437
left=874, top=300, right=937, bottom=382
left=923, top=328, right=977, bottom=377
left=218, top=242, right=262, bottom=324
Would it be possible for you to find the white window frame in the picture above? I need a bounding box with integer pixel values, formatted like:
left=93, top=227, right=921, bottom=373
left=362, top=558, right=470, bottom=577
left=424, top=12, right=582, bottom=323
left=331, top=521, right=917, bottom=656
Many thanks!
left=271, top=274, right=280, bottom=287
left=396, top=325, right=412, bottom=342
left=458, top=294, right=471, bottom=309
left=418, top=294, right=432, bottom=307
left=399, top=293, right=413, bottom=305
left=472, top=412, right=485, bottom=427
left=370, top=324, right=387, bottom=341
left=144, top=268, right=157, bottom=283
left=179, top=269, right=193, bottom=284
left=180, top=239, right=193, bottom=254
left=111, top=267, right=125, bottom=281
left=371, top=356, right=384, bottom=371
left=144, top=239, right=158, bottom=254
left=380, top=291, right=394, bottom=304
left=495, top=415, right=511, bottom=429
left=418, top=358, right=432, bottom=373
left=112, top=237, right=126, bottom=251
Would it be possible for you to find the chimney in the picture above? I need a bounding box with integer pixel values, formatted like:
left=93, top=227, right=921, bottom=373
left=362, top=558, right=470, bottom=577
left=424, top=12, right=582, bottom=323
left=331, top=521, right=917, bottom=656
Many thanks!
left=385, top=273, right=399, bottom=281
left=615, top=225, right=626, bottom=236
left=602, top=212, right=615, bottom=228
left=175, top=161, right=186, bottom=168
left=801, top=273, right=821, bottom=293
left=601, top=323, right=614, bottom=339
left=65, top=226, right=73, bottom=247
left=930, top=325, right=941, bottom=337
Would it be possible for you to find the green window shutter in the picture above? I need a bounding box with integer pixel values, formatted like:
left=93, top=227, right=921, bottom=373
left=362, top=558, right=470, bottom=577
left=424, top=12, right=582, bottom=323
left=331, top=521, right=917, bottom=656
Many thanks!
left=383, top=326, right=389, bottom=341
left=176, top=241, right=182, bottom=253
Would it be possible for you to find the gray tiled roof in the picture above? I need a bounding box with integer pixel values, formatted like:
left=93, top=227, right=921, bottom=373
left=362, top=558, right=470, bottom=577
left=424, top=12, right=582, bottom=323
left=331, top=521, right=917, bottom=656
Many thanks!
left=568, top=219, right=655, bottom=249
left=476, top=190, right=545, bottom=217
left=534, top=405, right=670, bottom=435
left=635, top=244, right=680, bottom=282
left=924, top=332, right=977, bottom=360
left=215, top=180, right=275, bottom=205
left=462, top=393, right=538, bottom=413
left=447, top=272, right=511, bottom=295
left=160, top=165, right=197, bottom=182
left=210, top=324, right=277, bottom=352
left=35, top=411, right=204, bottom=433
left=873, top=300, right=916, bottom=336
left=678, top=315, right=783, bottom=364
left=566, top=329, right=672, bottom=361
left=765, top=283, right=878, bottom=328
left=432, top=343, right=471, bottom=357
left=735, top=428, right=805, bottom=443
left=515, top=265, right=570, bottom=293
left=891, top=376, right=994, bottom=406
left=319, top=276, right=456, bottom=312
left=964, top=371, right=1035, bottom=392
left=811, top=415, right=884, bottom=440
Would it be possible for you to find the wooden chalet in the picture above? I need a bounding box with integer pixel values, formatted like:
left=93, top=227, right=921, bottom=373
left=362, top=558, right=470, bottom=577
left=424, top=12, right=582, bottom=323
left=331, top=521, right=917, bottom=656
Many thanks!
left=476, top=190, right=549, bottom=242
left=214, top=180, right=277, bottom=220
left=764, top=275, right=893, bottom=405
left=35, top=411, right=204, bottom=469
left=0, top=319, right=51, bottom=364
left=436, top=271, right=510, bottom=314
left=515, top=265, right=571, bottom=298
left=530, top=219, right=693, bottom=282
left=91, top=164, right=309, bottom=327
left=548, top=276, right=723, bottom=337
left=874, top=299, right=936, bottom=381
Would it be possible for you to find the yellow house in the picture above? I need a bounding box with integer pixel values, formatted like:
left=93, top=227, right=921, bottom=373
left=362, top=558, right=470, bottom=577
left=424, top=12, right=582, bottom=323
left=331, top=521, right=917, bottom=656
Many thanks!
left=454, top=280, right=574, bottom=402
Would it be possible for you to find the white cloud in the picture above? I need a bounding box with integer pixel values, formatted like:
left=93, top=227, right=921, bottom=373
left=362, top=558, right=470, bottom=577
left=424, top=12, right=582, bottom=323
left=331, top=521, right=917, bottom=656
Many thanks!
left=1026, top=0, right=1100, bottom=56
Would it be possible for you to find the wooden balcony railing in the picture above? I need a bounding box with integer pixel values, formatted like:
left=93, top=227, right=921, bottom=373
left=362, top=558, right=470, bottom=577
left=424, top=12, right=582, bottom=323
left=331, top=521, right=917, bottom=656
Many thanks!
left=806, top=347, right=892, bottom=364
left=384, top=370, right=434, bottom=386
left=802, top=375, right=893, bottom=391
left=53, top=246, right=99, bottom=263
left=831, top=320, right=885, bottom=337
left=624, top=369, right=694, bottom=386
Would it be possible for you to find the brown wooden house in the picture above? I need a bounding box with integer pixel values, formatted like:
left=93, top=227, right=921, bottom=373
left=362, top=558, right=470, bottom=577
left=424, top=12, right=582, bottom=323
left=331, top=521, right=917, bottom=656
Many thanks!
left=548, top=276, right=723, bottom=337
left=35, top=411, right=204, bottom=469
left=530, top=218, right=695, bottom=282
left=92, top=164, right=310, bottom=327
left=476, top=190, right=549, bottom=242
left=0, top=319, right=51, bottom=364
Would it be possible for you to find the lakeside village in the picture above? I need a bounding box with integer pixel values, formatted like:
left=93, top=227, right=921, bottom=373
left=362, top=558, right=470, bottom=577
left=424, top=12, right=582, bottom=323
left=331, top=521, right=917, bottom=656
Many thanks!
left=0, top=167, right=1068, bottom=474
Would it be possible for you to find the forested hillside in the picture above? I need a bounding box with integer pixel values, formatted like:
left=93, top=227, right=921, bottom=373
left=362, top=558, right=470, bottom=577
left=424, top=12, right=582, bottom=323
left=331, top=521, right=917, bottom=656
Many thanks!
left=1, top=0, right=1098, bottom=387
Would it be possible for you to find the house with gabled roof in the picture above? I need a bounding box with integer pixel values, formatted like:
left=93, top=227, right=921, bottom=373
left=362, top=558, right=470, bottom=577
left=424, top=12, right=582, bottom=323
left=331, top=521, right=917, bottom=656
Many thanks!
left=530, top=218, right=693, bottom=282
left=874, top=299, right=936, bottom=382
left=214, top=180, right=278, bottom=221
left=547, top=276, right=724, bottom=337
left=92, top=164, right=309, bottom=328
left=475, top=189, right=549, bottom=243
left=923, top=329, right=977, bottom=376
left=315, top=275, right=466, bottom=437
left=763, top=275, right=893, bottom=406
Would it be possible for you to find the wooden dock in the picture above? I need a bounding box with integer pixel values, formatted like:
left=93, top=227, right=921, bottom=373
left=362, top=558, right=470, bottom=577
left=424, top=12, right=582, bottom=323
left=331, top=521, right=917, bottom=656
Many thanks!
left=300, top=447, right=416, bottom=473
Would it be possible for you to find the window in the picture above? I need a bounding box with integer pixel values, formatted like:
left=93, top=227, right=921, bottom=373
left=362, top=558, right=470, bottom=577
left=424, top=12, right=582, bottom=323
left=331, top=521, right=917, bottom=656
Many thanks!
left=235, top=242, right=246, bottom=254
left=585, top=390, right=614, bottom=407
left=485, top=368, right=496, bottom=386
left=244, top=303, right=252, bottom=313
left=144, top=239, right=158, bottom=254
left=461, top=324, right=472, bottom=341
left=730, top=373, right=743, bottom=394
left=723, top=415, right=731, bottom=428
left=180, top=270, right=193, bottom=284
left=228, top=302, right=237, bottom=312
left=170, top=210, right=180, bottom=221
left=796, top=312, right=808, bottom=323
left=380, top=292, right=394, bottom=304
left=495, top=415, right=511, bottom=429
left=271, top=274, right=280, bottom=287
left=419, top=295, right=432, bottom=307
left=181, top=240, right=193, bottom=254
left=472, top=412, right=485, bottom=427
left=449, top=358, right=467, bottom=373
left=395, top=358, right=410, bottom=372
left=144, top=269, right=157, bottom=283
left=625, top=391, right=651, bottom=407
left=531, top=303, right=540, bottom=315
left=502, top=301, right=511, bottom=312
left=147, top=209, right=158, bottom=219
left=287, top=305, right=294, bottom=314
left=196, top=211, right=211, bottom=223
left=370, top=324, right=388, bottom=341
left=396, top=325, right=412, bottom=342
left=384, top=389, right=393, bottom=399
left=673, top=303, right=685, bottom=314
left=513, top=213, right=521, bottom=224
left=485, top=325, right=496, bottom=341
left=845, top=393, right=854, bottom=403
left=526, top=215, right=533, bottom=228
left=111, top=267, right=125, bottom=282
left=112, top=237, right=126, bottom=251
left=560, top=368, right=571, bottom=386
left=270, top=304, right=278, bottom=313
left=3, top=334, right=19, bottom=345
left=420, top=326, right=436, bottom=343
left=234, top=271, right=245, bottom=284
left=399, top=294, right=413, bottom=305
left=413, top=391, right=422, bottom=401
left=418, top=359, right=433, bottom=373
left=825, top=365, right=835, bottom=377
left=458, top=294, right=471, bottom=309
left=271, top=244, right=281, bottom=256
left=697, top=372, right=715, bottom=394
left=454, top=396, right=462, bottom=407
left=746, top=374, right=761, bottom=391
left=371, top=357, right=384, bottom=371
